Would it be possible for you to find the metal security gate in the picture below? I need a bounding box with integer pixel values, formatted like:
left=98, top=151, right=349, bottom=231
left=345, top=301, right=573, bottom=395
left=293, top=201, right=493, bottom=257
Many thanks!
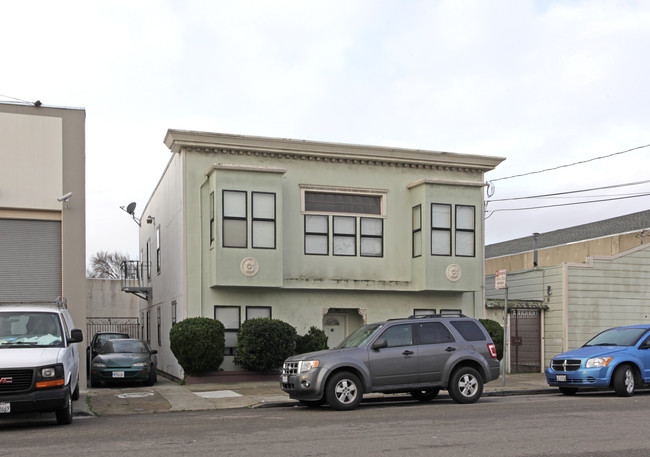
left=510, top=309, right=541, bottom=373
left=86, top=317, right=140, bottom=341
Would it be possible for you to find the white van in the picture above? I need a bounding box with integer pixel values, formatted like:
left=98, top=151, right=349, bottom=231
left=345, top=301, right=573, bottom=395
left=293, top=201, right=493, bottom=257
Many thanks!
left=0, top=299, right=83, bottom=425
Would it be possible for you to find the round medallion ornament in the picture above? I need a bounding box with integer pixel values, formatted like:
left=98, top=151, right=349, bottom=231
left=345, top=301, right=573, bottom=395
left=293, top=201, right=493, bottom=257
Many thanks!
left=240, top=257, right=259, bottom=277
left=446, top=264, right=462, bottom=282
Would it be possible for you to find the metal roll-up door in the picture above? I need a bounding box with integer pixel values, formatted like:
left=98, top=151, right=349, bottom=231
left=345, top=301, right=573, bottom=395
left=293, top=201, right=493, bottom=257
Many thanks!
left=0, top=219, right=61, bottom=302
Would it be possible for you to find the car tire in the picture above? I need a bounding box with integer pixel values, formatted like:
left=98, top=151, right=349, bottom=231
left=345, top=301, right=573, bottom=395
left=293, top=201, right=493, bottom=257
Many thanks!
left=146, top=369, right=157, bottom=386
left=410, top=388, right=440, bottom=402
left=55, top=388, right=73, bottom=425
left=613, top=364, right=636, bottom=397
left=448, top=367, right=483, bottom=404
left=325, top=371, right=363, bottom=411
left=71, top=377, right=80, bottom=401
left=559, top=387, right=578, bottom=396
left=90, top=377, right=100, bottom=388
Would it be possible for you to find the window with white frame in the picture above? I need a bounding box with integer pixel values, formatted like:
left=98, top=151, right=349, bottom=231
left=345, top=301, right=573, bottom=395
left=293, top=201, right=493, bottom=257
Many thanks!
left=209, top=191, right=215, bottom=246
left=455, top=205, right=475, bottom=257
left=215, top=306, right=241, bottom=356
left=303, top=189, right=384, bottom=257
left=156, top=225, right=161, bottom=275
left=431, top=203, right=451, bottom=256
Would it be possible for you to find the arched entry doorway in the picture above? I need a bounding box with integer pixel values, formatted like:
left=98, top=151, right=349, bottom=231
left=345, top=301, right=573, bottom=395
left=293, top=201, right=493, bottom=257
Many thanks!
left=322, top=308, right=365, bottom=348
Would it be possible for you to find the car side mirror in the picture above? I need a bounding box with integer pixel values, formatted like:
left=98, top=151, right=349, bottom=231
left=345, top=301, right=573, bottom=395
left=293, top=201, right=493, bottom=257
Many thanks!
left=151, top=350, right=158, bottom=355
left=69, top=329, right=83, bottom=344
left=372, top=338, right=388, bottom=350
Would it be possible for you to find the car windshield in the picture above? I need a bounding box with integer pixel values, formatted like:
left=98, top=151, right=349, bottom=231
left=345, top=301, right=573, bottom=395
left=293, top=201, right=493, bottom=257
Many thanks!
left=335, top=323, right=383, bottom=349
left=0, top=312, right=63, bottom=347
left=101, top=340, right=149, bottom=354
left=583, top=327, right=648, bottom=347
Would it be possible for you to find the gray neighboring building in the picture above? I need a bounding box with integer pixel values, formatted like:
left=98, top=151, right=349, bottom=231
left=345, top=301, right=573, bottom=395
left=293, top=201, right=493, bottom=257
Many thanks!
left=124, top=130, right=504, bottom=378
left=485, top=210, right=650, bottom=373
left=0, top=101, right=87, bottom=383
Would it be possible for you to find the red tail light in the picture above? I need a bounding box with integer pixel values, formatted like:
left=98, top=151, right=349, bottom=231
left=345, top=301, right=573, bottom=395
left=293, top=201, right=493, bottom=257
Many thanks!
left=487, top=343, right=497, bottom=358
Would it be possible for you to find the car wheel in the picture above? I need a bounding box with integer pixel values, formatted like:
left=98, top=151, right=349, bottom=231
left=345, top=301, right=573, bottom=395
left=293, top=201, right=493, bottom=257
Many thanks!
left=55, top=389, right=73, bottom=425
left=613, top=364, right=636, bottom=397
left=146, top=369, right=157, bottom=386
left=71, top=377, right=80, bottom=401
left=325, top=371, right=363, bottom=411
left=299, top=399, right=326, bottom=408
left=448, top=367, right=483, bottom=404
left=410, top=388, right=440, bottom=402
left=90, top=376, right=100, bottom=388
left=559, top=387, right=578, bottom=396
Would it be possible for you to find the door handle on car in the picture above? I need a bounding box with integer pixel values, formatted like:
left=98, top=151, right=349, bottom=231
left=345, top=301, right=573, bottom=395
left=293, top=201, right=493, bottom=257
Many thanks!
left=445, top=347, right=456, bottom=352
left=402, top=350, right=414, bottom=356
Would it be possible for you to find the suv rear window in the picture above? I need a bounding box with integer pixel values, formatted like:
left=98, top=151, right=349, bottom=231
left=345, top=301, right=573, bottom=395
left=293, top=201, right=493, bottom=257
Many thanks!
left=450, top=320, right=485, bottom=341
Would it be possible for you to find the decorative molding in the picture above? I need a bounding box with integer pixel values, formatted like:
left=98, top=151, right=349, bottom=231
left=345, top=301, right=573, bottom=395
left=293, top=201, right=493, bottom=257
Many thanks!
left=240, top=257, right=259, bottom=277
left=446, top=264, right=462, bottom=282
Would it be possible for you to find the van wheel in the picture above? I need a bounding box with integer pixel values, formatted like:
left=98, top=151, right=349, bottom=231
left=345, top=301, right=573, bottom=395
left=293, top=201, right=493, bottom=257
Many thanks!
left=613, top=364, right=636, bottom=397
left=55, top=389, right=73, bottom=425
left=325, top=372, right=363, bottom=411
left=448, top=367, right=483, bottom=404
left=410, top=388, right=440, bottom=402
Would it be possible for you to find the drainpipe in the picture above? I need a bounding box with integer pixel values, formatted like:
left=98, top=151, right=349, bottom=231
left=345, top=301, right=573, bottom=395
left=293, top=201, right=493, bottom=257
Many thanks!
left=533, top=232, right=540, bottom=268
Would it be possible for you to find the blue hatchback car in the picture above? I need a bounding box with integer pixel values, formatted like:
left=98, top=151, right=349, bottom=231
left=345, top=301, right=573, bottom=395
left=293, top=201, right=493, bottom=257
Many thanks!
left=546, top=325, right=650, bottom=396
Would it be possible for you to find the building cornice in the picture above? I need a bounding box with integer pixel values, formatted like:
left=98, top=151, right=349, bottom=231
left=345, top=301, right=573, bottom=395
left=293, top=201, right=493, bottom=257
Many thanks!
left=164, top=129, right=505, bottom=174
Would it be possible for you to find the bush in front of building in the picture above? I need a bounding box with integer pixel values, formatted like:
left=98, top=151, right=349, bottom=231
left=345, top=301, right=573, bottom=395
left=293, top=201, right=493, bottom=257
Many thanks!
left=169, top=317, right=225, bottom=376
left=295, top=326, right=329, bottom=354
left=234, top=318, right=297, bottom=373
left=479, top=318, right=504, bottom=360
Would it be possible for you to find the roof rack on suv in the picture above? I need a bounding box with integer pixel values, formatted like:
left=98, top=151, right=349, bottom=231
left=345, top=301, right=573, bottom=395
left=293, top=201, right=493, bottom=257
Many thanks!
left=408, top=312, right=466, bottom=319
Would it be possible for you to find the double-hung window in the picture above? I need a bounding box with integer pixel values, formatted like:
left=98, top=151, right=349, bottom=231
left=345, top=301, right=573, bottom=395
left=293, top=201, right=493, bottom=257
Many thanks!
left=303, top=189, right=385, bottom=257
left=430, top=203, right=475, bottom=257
left=222, top=190, right=277, bottom=249
left=223, top=190, right=247, bottom=248
left=431, top=203, right=451, bottom=256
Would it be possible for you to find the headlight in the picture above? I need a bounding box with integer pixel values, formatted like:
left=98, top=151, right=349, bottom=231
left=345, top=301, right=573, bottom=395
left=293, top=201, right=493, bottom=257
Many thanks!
left=298, top=360, right=319, bottom=373
left=132, top=361, right=150, bottom=367
left=586, top=357, right=613, bottom=368
left=92, top=362, right=106, bottom=368
left=41, top=367, right=57, bottom=378
left=36, top=364, right=64, bottom=389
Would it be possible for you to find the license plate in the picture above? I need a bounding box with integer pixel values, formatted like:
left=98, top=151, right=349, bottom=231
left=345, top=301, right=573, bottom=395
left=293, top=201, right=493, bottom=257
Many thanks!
left=281, top=375, right=288, bottom=383
left=556, top=374, right=567, bottom=382
left=0, top=402, right=10, bottom=413
left=112, top=371, right=125, bottom=378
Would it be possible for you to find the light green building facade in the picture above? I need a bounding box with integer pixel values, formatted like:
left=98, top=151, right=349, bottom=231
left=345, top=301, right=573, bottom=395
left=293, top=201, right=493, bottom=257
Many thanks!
left=135, top=130, right=504, bottom=378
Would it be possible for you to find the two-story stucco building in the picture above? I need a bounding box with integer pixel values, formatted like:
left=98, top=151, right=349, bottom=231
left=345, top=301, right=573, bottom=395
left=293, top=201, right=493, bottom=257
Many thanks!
left=124, top=130, right=504, bottom=378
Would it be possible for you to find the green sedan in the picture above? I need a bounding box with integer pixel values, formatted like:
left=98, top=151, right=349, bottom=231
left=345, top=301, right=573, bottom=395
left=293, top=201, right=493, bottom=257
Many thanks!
left=90, top=339, right=157, bottom=387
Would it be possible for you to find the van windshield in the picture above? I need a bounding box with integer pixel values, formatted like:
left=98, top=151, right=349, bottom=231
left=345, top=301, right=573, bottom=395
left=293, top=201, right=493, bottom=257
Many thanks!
left=0, top=312, right=64, bottom=348
left=335, top=323, right=383, bottom=349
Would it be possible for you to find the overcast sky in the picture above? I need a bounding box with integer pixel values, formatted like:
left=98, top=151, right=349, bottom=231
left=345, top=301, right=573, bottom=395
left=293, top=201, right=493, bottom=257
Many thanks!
left=3, top=0, right=650, bottom=264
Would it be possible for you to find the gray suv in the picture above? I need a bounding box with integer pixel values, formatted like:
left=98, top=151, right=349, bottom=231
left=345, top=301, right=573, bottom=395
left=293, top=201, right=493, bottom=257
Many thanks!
left=281, top=314, right=500, bottom=410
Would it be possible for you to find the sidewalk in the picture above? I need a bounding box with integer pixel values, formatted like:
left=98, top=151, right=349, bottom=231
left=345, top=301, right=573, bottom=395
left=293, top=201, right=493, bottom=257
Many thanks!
left=78, top=372, right=555, bottom=417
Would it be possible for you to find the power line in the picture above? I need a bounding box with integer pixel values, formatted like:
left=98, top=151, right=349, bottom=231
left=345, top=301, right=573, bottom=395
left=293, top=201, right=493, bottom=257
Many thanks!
left=488, top=179, right=650, bottom=202
left=489, top=143, right=650, bottom=182
left=486, top=191, right=650, bottom=213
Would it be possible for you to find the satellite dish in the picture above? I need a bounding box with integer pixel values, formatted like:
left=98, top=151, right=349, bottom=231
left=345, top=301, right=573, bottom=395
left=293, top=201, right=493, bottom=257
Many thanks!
left=126, top=202, right=137, bottom=215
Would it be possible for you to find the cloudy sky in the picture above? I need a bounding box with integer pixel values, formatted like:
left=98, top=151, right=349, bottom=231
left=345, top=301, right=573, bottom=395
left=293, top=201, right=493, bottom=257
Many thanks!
left=3, top=0, right=650, bottom=263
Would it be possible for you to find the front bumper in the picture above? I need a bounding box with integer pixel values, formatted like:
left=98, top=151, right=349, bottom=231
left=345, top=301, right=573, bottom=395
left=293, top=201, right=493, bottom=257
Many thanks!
left=91, top=367, right=150, bottom=383
left=0, top=386, right=68, bottom=415
left=545, top=366, right=611, bottom=388
left=280, top=367, right=330, bottom=401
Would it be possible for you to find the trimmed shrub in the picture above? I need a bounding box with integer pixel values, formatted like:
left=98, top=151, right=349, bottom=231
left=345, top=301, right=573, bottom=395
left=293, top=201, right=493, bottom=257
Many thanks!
left=295, top=326, right=329, bottom=354
left=169, top=317, right=225, bottom=376
left=234, top=318, right=296, bottom=372
left=479, top=318, right=504, bottom=360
